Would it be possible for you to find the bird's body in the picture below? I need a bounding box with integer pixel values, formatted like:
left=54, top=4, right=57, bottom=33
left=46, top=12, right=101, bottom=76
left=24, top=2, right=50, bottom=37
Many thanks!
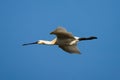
left=23, top=27, right=97, bottom=54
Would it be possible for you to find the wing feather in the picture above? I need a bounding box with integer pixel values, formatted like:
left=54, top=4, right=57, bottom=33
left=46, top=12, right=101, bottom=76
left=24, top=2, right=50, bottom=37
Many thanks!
left=59, top=45, right=80, bottom=54
left=50, top=27, right=75, bottom=39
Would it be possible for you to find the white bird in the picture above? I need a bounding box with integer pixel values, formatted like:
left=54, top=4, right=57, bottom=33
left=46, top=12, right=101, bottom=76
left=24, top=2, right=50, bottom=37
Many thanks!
left=23, top=27, right=97, bottom=54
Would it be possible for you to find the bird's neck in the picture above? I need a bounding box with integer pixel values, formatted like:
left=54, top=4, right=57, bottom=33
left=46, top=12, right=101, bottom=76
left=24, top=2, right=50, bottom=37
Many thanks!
left=38, top=40, right=52, bottom=45
left=37, top=38, right=57, bottom=45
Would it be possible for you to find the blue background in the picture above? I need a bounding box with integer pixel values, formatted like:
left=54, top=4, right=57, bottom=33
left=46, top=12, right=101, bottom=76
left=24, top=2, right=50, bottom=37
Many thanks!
left=0, top=0, right=120, bottom=80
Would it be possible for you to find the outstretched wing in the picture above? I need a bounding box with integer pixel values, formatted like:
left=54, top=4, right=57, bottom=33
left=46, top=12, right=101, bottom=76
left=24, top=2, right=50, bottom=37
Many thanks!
left=59, top=45, right=80, bottom=54
left=50, top=27, right=75, bottom=39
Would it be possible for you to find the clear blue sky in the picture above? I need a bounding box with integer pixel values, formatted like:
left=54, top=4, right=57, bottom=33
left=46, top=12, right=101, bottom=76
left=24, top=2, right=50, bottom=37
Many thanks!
left=0, top=0, right=120, bottom=80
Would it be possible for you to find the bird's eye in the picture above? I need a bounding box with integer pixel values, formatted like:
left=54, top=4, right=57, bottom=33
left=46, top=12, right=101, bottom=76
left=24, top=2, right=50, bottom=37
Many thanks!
left=41, top=42, right=45, bottom=44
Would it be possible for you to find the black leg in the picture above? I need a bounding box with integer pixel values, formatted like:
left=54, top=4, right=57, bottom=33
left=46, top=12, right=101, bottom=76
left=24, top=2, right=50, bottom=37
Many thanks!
left=79, top=36, right=97, bottom=41
left=87, top=36, right=97, bottom=40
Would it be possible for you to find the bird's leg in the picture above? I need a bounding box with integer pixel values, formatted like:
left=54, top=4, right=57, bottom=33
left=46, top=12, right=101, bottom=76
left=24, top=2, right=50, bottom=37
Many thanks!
left=79, top=36, right=97, bottom=41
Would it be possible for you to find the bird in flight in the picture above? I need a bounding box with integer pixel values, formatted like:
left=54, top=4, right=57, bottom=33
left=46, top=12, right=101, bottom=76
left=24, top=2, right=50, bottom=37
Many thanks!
left=23, top=27, right=97, bottom=54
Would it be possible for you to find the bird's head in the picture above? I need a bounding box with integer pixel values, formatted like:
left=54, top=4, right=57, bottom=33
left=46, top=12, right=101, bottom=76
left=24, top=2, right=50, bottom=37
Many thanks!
left=37, top=40, right=46, bottom=44
left=37, top=40, right=54, bottom=45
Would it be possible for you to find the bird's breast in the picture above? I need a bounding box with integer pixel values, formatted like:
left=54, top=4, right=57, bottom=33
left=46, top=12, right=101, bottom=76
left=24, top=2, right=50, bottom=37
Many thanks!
left=56, top=38, right=78, bottom=46
left=69, top=40, right=78, bottom=45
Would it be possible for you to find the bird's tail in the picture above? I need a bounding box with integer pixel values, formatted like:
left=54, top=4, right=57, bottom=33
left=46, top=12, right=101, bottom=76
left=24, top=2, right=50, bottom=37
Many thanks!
left=79, top=36, right=97, bottom=41
left=22, top=41, right=38, bottom=46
